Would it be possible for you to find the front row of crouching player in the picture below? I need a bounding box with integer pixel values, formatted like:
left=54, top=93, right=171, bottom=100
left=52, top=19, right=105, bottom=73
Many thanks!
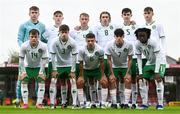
left=18, top=25, right=165, bottom=110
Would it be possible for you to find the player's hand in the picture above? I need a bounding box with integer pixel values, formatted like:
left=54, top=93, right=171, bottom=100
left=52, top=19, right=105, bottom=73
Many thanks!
left=124, top=73, right=131, bottom=83
left=38, top=72, right=46, bottom=80
left=19, top=72, right=27, bottom=80
left=51, top=71, right=58, bottom=78
left=74, top=26, right=81, bottom=31
left=77, top=76, right=84, bottom=88
left=109, top=74, right=116, bottom=83
left=100, top=74, right=108, bottom=87
left=69, top=72, right=76, bottom=79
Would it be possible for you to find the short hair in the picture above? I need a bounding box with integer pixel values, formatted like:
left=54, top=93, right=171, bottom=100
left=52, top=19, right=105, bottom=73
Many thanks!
left=80, top=13, right=89, bottom=18
left=134, top=28, right=151, bottom=39
left=59, top=24, right=69, bottom=32
left=114, top=28, right=124, bottom=37
left=100, top=11, right=111, bottom=22
left=122, top=8, right=132, bottom=14
left=54, top=10, right=63, bottom=16
left=29, top=29, right=39, bottom=35
left=29, top=6, right=39, bottom=11
left=86, top=33, right=95, bottom=39
left=144, top=7, right=153, bottom=12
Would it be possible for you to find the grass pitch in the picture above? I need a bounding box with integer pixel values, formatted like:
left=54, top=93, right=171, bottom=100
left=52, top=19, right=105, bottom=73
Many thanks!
left=0, top=106, right=180, bottom=114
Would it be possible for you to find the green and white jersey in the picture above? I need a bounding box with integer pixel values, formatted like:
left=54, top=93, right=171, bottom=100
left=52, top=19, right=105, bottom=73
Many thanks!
left=43, top=25, right=59, bottom=61
left=51, top=37, right=78, bottom=67
left=19, top=40, right=48, bottom=68
left=135, top=38, right=161, bottom=65
left=105, top=40, right=133, bottom=68
left=143, top=21, right=166, bottom=63
left=120, top=24, right=138, bottom=58
left=70, top=27, right=93, bottom=51
left=93, top=24, right=118, bottom=59
left=78, top=43, right=104, bottom=70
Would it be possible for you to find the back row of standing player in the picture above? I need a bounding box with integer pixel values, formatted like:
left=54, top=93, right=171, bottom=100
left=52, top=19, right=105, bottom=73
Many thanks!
left=16, top=6, right=166, bottom=110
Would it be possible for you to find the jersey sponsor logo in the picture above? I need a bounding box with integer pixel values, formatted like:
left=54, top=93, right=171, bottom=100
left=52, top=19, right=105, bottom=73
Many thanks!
left=67, top=45, right=72, bottom=50
left=109, top=25, right=113, bottom=30
left=95, top=51, right=99, bottom=56
left=147, top=45, right=151, bottom=49
left=152, top=25, right=156, bottom=29
left=131, top=25, right=136, bottom=30
left=123, top=48, right=128, bottom=52
left=38, top=49, right=43, bottom=53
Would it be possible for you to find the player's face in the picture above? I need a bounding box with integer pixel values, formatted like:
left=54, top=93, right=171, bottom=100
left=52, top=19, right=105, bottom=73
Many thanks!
left=100, top=14, right=110, bottom=26
left=29, top=33, right=39, bottom=46
left=29, top=10, right=39, bottom=21
left=137, top=32, right=148, bottom=44
left=144, top=11, right=153, bottom=22
left=86, top=38, right=95, bottom=49
left=59, top=31, right=69, bottom=42
left=122, top=12, right=132, bottom=22
left=79, top=15, right=89, bottom=27
left=115, top=36, right=124, bottom=45
left=53, top=13, right=64, bottom=25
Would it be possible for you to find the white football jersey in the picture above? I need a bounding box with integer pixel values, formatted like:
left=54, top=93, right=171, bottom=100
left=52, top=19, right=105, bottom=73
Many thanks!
left=120, top=24, right=138, bottom=58
left=142, top=21, right=166, bottom=63
left=135, top=38, right=162, bottom=65
left=78, top=43, right=104, bottom=70
left=43, top=25, right=59, bottom=61
left=19, top=41, right=48, bottom=68
left=70, top=27, right=93, bottom=51
left=105, top=40, right=133, bottom=68
left=51, top=37, right=77, bottom=67
left=93, top=24, right=118, bottom=59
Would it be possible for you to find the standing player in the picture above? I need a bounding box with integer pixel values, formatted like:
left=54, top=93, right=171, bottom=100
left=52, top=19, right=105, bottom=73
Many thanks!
left=105, top=28, right=133, bottom=109
left=43, top=10, right=64, bottom=109
left=93, top=11, right=117, bottom=104
left=143, top=7, right=166, bottom=66
left=135, top=28, right=165, bottom=110
left=19, top=29, right=48, bottom=109
left=16, top=6, right=46, bottom=108
left=70, top=13, right=94, bottom=104
left=50, top=24, right=78, bottom=109
left=120, top=8, right=138, bottom=109
left=77, top=33, right=108, bottom=109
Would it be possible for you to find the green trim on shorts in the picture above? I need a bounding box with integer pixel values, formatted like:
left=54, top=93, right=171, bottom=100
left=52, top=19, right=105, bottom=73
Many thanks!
left=84, top=68, right=101, bottom=81
left=23, top=67, right=46, bottom=82
left=57, top=67, right=71, bottom=79
left=143, top=64, right=166, bottom=79
left=113, top=68, right=128, bottom=79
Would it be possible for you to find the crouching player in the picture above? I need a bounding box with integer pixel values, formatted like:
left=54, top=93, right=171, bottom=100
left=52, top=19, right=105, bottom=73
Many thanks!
left=77, top=33, right=108, bottom=109
left=106, top=28, right=133, bottom=109
left=50, top=24, right=78, bottom=109
left=19, top=29, right=48, bottom=109
left=135, top=28, right=165, bottom=110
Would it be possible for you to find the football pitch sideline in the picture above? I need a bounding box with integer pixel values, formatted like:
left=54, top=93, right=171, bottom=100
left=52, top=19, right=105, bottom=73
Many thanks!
left=0, top=106, right=180, bottom=114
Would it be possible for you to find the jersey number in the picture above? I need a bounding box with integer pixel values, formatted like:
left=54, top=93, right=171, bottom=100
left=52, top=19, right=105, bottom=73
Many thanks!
left=104, top=30, right=109, bottom=36
left=31, top=52, right=38, bottom=59
left=126, top=29, right=130, bottom=35
left=61, top=48, right=65, bottom=54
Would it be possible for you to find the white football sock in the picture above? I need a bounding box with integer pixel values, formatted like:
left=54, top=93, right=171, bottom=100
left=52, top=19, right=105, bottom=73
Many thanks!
left=70, top=78, right=77, bottom=105
left=124, top=88, right=131, bottom=104
left=131, top=83, right=138, bottom=104
left=49, top=78, right=57, bottom=105
left=21, top=83, right=28, bottom=104
left=37, top=83, right=45, bottom=105
left=110, top=89, right=117, bottom=104
left=139, top=79, right=148, bottom=106
left=119, top=83, right=125, bottom=104
left=155, top=80, right=164, bottom=106
left=61, top=85, right=67, bottom=104
left=77, top=89, right=84, bottom=105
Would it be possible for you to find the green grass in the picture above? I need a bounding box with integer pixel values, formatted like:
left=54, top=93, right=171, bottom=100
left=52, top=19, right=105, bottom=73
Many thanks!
left=0, top=106, right=180, bottom=114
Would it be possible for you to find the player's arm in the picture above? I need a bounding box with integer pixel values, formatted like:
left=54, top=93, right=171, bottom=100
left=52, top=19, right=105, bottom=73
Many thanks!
left=70, top=54, right=77, bottom=79
left=135, top=43, right=143, bottom=76
left=40, top=24, right=48, bottom=43
left=19, top=45, right=27, bottom=80
left=17, top=24, right=25, bottom=47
